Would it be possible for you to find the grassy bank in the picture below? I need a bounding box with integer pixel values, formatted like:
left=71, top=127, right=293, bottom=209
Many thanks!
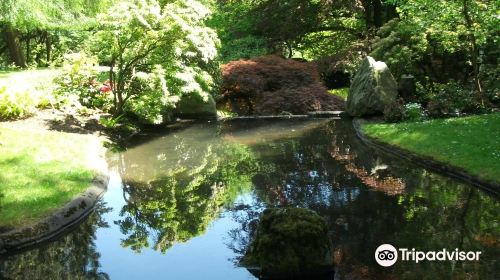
left=362, top=113, right=500, bottom=182
left=328, top=88, right=349, bottom=101
left=0, top=126, right=102, bottom=228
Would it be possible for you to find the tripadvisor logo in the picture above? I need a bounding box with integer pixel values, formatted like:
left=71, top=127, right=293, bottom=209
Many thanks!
left=375, top=244, right=482, bottom=267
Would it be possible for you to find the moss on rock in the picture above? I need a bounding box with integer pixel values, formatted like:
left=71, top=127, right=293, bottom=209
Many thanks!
left=242, top=208, right=333, bottom=279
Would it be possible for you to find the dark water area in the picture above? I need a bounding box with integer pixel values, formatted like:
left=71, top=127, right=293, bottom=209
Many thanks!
left=1, top=119, right=498, bottom=279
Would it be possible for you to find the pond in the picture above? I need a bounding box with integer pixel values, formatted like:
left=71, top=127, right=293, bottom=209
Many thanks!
left=1, top=119, right=498, bottom=279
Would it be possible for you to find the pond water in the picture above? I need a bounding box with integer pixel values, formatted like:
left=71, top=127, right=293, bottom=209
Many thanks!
left=1, top=119, right=499, bottom=279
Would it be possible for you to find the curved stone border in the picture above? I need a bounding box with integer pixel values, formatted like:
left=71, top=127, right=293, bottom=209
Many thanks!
left=218, top=111, right=346, bottom=121
left=0, top=173, right=109, bottom=255
left=353, top=119, right=500, bottom=197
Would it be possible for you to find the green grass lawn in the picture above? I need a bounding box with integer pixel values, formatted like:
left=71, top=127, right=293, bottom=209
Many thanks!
left=0, top=126, right=100, bottom=228
left=0, top=68, right=60, bottom=89
left=328, top=88, right=349, bottom=101
left=362, top=113, right=500, bottom=182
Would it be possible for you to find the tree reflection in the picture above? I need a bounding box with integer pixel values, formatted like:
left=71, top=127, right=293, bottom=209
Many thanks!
left=222, top=120, right=499, bottom=279
left=0, top=202, right=111, bottom=279
left=115, top=127, right=259, bottom=253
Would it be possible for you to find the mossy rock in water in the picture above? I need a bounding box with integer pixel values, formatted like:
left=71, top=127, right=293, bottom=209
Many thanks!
left=241, top=208, right=333, bottom=279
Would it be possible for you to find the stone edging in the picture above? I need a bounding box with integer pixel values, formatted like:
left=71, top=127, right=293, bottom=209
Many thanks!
left=218, top=111, right=346, bottom=121
left=352, top=119, right=499, bottom=197
left=0, top=173, right=109, bottom=255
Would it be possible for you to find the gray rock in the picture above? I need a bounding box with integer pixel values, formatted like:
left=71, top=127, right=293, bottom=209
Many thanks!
left=347, top=56, right=398, bottom=116
left=174, top=94, right=217, bottom=119
left=241, top=208, right=333, bottom=279
left=398, top=74, right=416, bottom=102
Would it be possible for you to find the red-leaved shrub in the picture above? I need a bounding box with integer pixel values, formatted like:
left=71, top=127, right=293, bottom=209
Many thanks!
left=220, top=55, right=345, bottom=115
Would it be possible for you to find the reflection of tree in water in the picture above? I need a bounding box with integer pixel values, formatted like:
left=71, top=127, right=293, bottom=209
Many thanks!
left=0, top=202, right=111, bottom=280
left=223, top=120, right=499, bottom=279
left=115, top=128, right=259, bottom=253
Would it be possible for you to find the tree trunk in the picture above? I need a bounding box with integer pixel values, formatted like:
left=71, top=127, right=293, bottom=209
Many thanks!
left=3, top=25, right=26, bottom=67
left=45, top=32, right=52, bottom=65
left=362, top=0, right=374, bottom=27
left=26, top=36, right=31, bottom=65
left=373, top=0, right=383, bottom=27
left=462, top=0, right=484, bottom=106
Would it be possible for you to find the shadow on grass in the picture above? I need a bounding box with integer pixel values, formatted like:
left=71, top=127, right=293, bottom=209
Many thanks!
left=46, top=115, right=105, bottom=135
left=0, top=154, right=94, bottom=227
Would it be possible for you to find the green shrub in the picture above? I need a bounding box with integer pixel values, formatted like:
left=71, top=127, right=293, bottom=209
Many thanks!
left=0, top=86, right=38, bottom=120
left=403, top=102, right=424, bottom=122
left=124, top=68, right=179, bottom=124
left=383, top=98, right=405, bottom=123
left=425, top=81, right=481, bottom=118
left=53, top=52, right=111, bottom=110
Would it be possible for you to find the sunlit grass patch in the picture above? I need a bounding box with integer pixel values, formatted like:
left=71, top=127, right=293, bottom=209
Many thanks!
left=328, top=88, right=349, bottom=101
left=0, top=126, right=98, bottom=227
left=362, top=113, right=500, bottom=182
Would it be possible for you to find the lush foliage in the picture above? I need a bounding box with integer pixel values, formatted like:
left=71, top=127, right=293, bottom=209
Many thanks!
left=363, top=113, right=500, bottom=182
left=0, top=69, right=57, bottom=120
left=0, top=0, right=114, bottom=68
left=92, top=0, right=219, bottom=124
left=375, top=0, right=499, bottom=105
left=220, top=55, right=344, bottom=115
left=208, top=0, right=266, bottom=62
left=403, top=102, right=424, bottom=122
left=424, top=81, right=483, bottom=117
left=53, top=52, right=112, bottom=110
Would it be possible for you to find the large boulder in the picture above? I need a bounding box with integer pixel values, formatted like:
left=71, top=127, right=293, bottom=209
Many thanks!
left=174, top=94, right=217, bottom=119
left=241, top=208, right=333, bottom=279
left=347, top=56, right=398, bottom=116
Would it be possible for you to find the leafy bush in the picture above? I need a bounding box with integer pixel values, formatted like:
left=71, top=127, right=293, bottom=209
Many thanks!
left=479, top=64, right=500, bottom=107
left=124, top=68, right=180, bottom=124
left=370, top=19, right=427, bottom=79
left=220, top=55, right=344, bottom=115
left=425, top=81, right=482, bottom=118
left=53, top=52, right=111, bottom=110
left=403, top=102, right=424, bottom=122
left=383, top=98, right=405, bottom=123
left=0, top=86, right=38, bottom=120
left=92, top=0, right=219, bottom=124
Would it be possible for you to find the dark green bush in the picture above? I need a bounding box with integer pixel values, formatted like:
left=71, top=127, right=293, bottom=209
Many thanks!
left=425, top=81, right=482, bottom=117
left=384, top=98, right=405, bottom=123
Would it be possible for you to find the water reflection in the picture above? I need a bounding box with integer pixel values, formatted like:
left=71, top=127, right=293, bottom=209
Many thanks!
left=0, top=119, right=498, bottom=279
left=114, top=125, right=259, bottom=253
left=0, top=202, right=112, bottom=279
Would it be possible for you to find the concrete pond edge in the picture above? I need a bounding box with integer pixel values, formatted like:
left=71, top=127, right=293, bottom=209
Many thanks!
left=218, top=111, right=347, bottom=121
left=352, top=118, right=499, bottom=197
left=0, top=172, right=109, bottom=255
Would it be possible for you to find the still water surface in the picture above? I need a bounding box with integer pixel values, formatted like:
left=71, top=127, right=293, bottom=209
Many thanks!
left=1, top=119, right=498, bottom=279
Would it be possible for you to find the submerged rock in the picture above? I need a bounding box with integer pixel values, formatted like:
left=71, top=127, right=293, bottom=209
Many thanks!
left=347, top=56, right=397, bottom=116
left=242, top=208, right=333, bottom=279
